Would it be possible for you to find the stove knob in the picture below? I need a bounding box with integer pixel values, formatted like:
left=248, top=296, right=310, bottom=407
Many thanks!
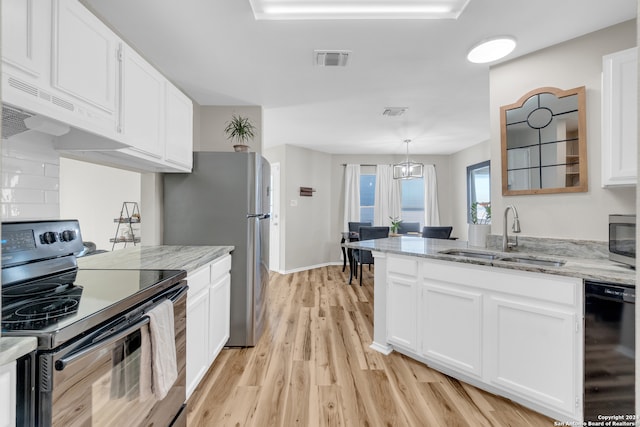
left=60, top=230, right=77, bottom=242
left=40, top=232, right=57, bottom=244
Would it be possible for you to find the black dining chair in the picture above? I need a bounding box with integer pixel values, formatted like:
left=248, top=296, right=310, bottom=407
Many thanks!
left=422, top=226, right=453, bottom=239
left=352, top=226, right=389, bottom=286
left=345, top=222, right=372, bottom=275
left=397, top=222, right=420, bottom=234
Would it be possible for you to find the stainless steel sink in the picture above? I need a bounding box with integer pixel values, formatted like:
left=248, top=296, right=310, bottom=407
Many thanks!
left=438, top=249, right=502, bottom=261
left=499, top=257, right=566, bottom=267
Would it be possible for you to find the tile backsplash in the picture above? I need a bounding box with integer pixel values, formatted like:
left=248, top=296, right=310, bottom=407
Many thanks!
left=1, top=131, right=61, bottom=220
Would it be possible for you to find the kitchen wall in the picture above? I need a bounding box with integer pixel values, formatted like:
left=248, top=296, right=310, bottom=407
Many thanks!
left=196, top=105, right=263, bottom=153
left=489, top=19, right=636, bottom=242
left=264, top=144, right=333, bottom=272
left=1, top=132, right=60, bottom=220
left=0, top=131, right=141, bottom=250
left=59, top=157, right=141, bottom=250
left=449, top=140, right=491, bottom=240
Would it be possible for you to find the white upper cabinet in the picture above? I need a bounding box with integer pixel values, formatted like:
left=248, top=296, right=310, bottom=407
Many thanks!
left=2, top=0, right=48, bottom=80
left=164, top=83, right=194, bottom=169
left=602, top=47, right=637, bottom=187
left=119, top=44, right=164, bottom=158
left=50, top=0, right=119, bottom=136
left=2, top=0, right=193, bottom=172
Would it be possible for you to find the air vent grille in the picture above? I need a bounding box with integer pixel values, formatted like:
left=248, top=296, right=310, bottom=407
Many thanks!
left=314, top=50, right=351, bottom=67
left=2, top=106, right=33, bottom=139
left=383, top=107, right=408, bottom=117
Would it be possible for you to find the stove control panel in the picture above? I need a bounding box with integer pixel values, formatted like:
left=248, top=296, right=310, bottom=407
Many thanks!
left=1, top=220, right=84, bottom=269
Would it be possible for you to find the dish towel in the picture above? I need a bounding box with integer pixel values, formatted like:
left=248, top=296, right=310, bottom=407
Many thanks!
left=142, top=299, right=178, bottom=401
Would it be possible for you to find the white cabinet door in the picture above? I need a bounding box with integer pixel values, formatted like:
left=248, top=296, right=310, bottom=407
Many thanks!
left=186, top=288, right=209, bottom=399
left=120, top=45, right=164, bottom=157
left=387, top=275, right=417, bottom=351
left=421, top=282, right=482, bottom=378
left=602, top=47, right=638, bottom=187
left=485, top=295, right=578, bottom=415
left=164, top=83, right=193, bottom=169
left=208, top=273, right=231, bottom=363
left=0, top=361, right=16, bottom=427
left=51, top=0, right=119, bottom=133
left=1, top=0, right=48, bottom=80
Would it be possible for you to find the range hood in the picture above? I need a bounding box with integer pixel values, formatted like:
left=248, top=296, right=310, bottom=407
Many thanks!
left=2, top=105, right=70, bottom=139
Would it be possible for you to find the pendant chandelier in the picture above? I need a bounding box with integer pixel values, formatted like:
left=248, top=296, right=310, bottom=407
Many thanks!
left=393, top=139, right=424, bottom=179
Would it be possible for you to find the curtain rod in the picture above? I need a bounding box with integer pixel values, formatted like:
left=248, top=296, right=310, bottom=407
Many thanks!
left=341, top=163, right=435, bottom=167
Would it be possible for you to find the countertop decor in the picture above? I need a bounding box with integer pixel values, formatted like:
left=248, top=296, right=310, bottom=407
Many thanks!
left=77, top=245, right=234, bottom=273
left=345, top=236, right=635, bottom=285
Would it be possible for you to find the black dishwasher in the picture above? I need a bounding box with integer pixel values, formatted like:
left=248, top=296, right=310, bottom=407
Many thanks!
left=584, top=281, right=635, bottom=421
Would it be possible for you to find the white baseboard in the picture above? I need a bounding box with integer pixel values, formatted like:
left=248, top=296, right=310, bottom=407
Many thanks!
left=274, top=261, right=343, bottom=275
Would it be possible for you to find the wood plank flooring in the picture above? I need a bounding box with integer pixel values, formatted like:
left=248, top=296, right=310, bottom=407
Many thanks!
left=186, top=265, right=555, bottom=426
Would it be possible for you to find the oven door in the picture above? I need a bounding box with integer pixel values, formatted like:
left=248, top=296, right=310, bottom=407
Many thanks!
left=38, top=284, right=187, bottom=427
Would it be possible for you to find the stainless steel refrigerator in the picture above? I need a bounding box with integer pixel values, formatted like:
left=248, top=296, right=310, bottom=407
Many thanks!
left=163, top=152, right=270, bottom=347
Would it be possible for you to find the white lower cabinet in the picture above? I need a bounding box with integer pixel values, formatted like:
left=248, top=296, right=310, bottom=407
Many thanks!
left=0, top=361, right=16, bottom=427
left=186, top=254, right=231, bottom=399
left=385, top=255, right=582, bottom=422
left=421, top=282, right=482, bottom=378
left=485, top=295, right=577, bottom=415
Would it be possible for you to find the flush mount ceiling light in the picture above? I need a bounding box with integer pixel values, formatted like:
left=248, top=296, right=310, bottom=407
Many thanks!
left=249, top=0, right=471, bottom=20
left=467, top=36, right=517, bottom=64
left=393, top=140, right=424, bottom=180
left=383, top=107, right=408, bottom=117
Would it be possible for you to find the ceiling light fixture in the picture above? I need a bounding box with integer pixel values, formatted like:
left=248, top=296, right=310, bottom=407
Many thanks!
left=467, top=36, right=517, bottom=64
left=383, top=107, right=408, bottom=117
left=393, top=140, right=424, bottom=180
left=249, top=0, right=470, bottom=20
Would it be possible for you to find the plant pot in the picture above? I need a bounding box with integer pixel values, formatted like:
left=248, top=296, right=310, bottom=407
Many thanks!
left=468, top=224, right=491, bottom=247
left=233, top=144, right=250, bottom=152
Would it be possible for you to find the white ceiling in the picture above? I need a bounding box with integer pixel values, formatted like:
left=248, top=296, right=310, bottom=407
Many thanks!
left=83, top=0, right=636, bottom=156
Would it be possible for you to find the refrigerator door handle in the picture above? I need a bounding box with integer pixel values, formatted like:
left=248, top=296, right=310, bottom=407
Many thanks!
left=247, top=213, right=270, bottom=219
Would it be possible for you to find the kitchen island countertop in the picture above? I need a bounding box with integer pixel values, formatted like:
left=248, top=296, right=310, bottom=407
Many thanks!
left=345, top=236, right=636, bottom=286
left=0, top=337, right=37, bottom=366
left=77, top=245, right=234, bottom=274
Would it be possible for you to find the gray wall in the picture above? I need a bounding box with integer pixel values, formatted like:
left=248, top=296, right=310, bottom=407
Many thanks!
left=489, top=20, right=637, bottom=241
left=449, top=140, right=491, bottom=240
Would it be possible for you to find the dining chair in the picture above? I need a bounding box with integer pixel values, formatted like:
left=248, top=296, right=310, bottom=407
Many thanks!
left=397, top=222, right=420, bottom=234
left=345, top=222, right=371, bottom=276
left=352, top=226, right=389, bottom=286
left=422, top=226, right=453, bottom=239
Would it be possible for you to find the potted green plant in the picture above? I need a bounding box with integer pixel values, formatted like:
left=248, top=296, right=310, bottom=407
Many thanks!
left=389, top=216, right=402, bottom=236
left=468, top=202, right=491, bottom=247
left=224, top=114, right=256, bottom=152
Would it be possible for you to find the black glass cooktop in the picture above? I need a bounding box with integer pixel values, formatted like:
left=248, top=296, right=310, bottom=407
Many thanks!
left=1, top=268, right=186, bottom=349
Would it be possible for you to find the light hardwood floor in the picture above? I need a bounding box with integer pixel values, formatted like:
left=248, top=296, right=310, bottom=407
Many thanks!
left=186, top=265, right=555, bottom=426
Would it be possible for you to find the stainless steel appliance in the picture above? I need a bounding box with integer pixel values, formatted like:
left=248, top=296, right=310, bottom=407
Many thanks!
left=609, top=214, right=635, bottom=268
left=1, top=220, right=188, bottom=427
left=584, top=280, right=635, bottom=421
left=163, top=152, right=270, bottom=347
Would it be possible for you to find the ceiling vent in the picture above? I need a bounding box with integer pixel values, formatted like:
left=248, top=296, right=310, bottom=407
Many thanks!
left=314, top=50, right=351, bottom=67
left=383, top=107, right=408, bottom=117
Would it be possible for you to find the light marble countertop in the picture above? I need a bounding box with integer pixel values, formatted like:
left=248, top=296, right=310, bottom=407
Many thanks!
left=345, top=236, right=636, bottom=286
left=0, top=337, right=36, bottom=365
left=77, top=245, right=234, bottom=273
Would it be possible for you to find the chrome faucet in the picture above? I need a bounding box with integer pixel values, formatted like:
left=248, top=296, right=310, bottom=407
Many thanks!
left=502, top=205, right=521, bottom=252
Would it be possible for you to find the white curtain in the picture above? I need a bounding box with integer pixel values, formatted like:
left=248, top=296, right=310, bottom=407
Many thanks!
left=373, top=164, right=401, bottom=226
left=343, top=164, right=361, bottom=231
left=423, top=165, right=440, bottom=226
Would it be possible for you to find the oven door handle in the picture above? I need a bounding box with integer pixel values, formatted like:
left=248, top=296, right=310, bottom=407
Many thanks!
left=54, top=284, right=188, bottom=371
left=55, top=316, right=150, bottom=371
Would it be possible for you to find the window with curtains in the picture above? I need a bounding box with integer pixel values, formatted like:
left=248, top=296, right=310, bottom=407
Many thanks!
left=360, top=174, right=375, bottom=223
left=360, top=173, right=425, bottom=225
left=400, top=178, right=425, bottom=224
